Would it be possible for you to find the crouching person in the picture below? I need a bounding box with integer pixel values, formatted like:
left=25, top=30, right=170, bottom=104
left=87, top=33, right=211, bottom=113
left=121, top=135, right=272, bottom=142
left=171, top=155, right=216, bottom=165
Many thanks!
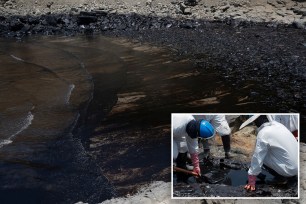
left=173, top=114, right=215, bottom=181
left=240, top=115, right=298, bottom=191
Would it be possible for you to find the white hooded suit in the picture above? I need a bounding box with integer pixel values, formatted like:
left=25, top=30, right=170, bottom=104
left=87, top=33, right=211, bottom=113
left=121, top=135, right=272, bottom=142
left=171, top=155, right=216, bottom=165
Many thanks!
left=248, top=121, right=298, bottom=177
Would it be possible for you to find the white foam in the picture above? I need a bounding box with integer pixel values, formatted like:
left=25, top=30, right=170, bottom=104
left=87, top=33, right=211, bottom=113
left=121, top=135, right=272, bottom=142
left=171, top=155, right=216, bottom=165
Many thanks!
left=12, top=111, right=34, bottom=137
left=65, top=84, right=75, bottom=104
left=10, top=54, right=24, bottom=61
left=0, top=111, right=34, bottom=148
left=0, top=139, right=13, bottom=148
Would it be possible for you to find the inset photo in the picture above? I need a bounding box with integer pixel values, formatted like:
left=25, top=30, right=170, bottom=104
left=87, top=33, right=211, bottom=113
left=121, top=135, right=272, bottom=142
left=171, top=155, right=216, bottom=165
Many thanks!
left=171, top=114, right=299, bottom=199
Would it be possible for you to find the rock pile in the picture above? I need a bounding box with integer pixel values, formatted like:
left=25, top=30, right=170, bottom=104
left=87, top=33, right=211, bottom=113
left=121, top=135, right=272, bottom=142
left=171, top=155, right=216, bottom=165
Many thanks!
left=0, top=0, right=306, bottom=38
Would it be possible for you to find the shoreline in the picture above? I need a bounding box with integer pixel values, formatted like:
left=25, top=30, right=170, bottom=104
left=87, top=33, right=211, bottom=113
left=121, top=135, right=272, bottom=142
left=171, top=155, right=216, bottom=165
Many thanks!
left=0, top=0, right=305, bottom=38
left=1, top=1, right=306, bottom=22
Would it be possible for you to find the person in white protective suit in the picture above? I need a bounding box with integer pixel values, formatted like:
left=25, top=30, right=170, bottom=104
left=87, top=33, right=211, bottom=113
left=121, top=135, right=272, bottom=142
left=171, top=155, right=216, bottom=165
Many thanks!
left=271, top=114, right=298, bottom=140
left=196, top=115, right=232, bottom=159
left=173, top=114, right=215, bottom=180
left=240, top=115, right=298, bottom=191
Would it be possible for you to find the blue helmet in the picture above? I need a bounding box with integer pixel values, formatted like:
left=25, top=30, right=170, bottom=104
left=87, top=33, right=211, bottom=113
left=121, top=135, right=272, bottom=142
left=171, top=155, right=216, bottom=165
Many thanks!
left=198, top=120, right=215, bottom=139
left=186, top=119, right=215, bottom=139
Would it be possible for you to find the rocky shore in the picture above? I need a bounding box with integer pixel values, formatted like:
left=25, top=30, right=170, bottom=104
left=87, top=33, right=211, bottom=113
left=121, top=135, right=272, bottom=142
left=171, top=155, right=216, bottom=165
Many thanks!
left=1, top=1, right=306, bottom=24
left=0, top=0, right=306, bottom=38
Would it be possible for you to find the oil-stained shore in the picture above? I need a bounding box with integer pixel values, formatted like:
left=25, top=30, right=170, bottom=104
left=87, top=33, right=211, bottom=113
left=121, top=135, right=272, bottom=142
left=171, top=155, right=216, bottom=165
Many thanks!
left=1, top=6, right=305, bottom=130
left=0, top=1, right=305, bottom=135
left=86, top=38, right=302, bottom=198
left=1, top=1, right=305, bottom=203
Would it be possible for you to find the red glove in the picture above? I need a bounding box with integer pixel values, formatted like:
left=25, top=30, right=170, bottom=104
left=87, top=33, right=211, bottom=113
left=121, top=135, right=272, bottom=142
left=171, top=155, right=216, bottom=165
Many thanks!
left=244, top=175, right=256, bottom=191
left=191, top=153, right=201, bottom=176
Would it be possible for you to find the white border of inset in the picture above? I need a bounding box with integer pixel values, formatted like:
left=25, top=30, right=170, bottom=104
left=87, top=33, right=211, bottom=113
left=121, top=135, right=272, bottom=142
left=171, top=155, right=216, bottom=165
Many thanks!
left=171, top=113, right=300, bottom=199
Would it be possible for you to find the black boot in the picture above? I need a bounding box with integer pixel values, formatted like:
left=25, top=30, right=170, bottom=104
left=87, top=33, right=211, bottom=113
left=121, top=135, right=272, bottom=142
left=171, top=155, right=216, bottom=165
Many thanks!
left=201, top=138, right=211, bottom=158
left=176, top=152, right=188, bottom=182
left=203, top=148, right=211, bottom=159
left=266, top=176, right=288, bottom=185
left=221, top=135, right=233, bottom=159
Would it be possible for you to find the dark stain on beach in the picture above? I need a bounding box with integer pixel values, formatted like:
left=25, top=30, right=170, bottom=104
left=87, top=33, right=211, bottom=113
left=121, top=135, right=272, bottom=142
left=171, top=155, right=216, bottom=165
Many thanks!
left=0, top=30, right=303, bottom=202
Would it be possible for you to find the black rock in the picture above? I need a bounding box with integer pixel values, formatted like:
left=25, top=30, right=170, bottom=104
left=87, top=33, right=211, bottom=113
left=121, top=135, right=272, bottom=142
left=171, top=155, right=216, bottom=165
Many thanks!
left=32, top=24, right=44, bottom=33
left=20, top=24, right=31, bottom=33
left=10, top=20, right=24, bottom=31
left=79, top=11, right=96, bottom=16
left=70, top=8, right=78, bottom=12
left=47, top=1, right=53, bottom=9
left=0, top=23, right=8, bottom=33
left=77, top=16, right=97, bottom=25
left=45, top=15, right=57, bottom=26
left=0, top=16, right=6, bottom=21
left=93, top=9, right=108, bottom=16
left=292, top=7, right=306, bottom=16
left=62, top=18, right=70, bottom=25
left=292, top=20, right=306, bottom=29
left=28, top=17, right=40, bottom=25
left=179, top=22, right=194, bottom=29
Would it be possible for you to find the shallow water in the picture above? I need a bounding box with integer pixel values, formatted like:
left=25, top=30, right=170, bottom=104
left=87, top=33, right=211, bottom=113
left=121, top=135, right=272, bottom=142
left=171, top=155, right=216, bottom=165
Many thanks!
left=0, top=35, right=124, bottom=203
left=0, top=35, right=302, bottom=202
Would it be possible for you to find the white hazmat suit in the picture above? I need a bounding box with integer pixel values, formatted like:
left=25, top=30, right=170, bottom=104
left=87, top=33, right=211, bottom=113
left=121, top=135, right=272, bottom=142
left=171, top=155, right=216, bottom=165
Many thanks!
left=248, top=121, right=298, bottom=177
left=194, top=114, right=231, bottom=157
left=173, top=114, right=198, bottom=160
left=271, top=114, right=298, bottom=133
left=200, top=115, right=231, bottom=136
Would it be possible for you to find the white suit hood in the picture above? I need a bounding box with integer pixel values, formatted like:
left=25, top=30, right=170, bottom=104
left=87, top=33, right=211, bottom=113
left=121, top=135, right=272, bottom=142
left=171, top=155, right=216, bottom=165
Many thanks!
left=239, top=114, right=274, bottom=130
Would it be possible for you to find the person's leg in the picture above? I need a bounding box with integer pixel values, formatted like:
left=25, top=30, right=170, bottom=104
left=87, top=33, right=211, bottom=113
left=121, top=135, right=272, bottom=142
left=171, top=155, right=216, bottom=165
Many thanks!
left=176, top=152, right=187, bottom=169
left=174, top=137, right=188, bottom=169
left=263, top=164, right=288, bottom=185
left=201, top=139, right=211, bottom=158
left=173, top=140, right=178, bottom=162
left=174, top=137, right=189, bottom=182
left=262, top=165, right=279, bottom=176
left=176, top=152, right=189, bottom=182
left=221, top=135, right=233, bottom=159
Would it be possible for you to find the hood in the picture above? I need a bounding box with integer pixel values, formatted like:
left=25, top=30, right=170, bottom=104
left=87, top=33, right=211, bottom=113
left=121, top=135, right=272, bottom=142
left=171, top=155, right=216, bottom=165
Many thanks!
left=239, top=114, right=273, bottom=130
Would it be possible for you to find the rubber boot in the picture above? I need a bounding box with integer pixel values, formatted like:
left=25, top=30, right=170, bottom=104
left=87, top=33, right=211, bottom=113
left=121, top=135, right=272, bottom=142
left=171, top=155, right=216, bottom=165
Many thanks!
left=201, top=139, right=211, bottom=159
left=266, top=175, right=288, bottom=185
left=203, top=148, right=211, bottom=159
left=221, top=135, right=233, bottom=159
left=176, top=152, right=188, bottom=182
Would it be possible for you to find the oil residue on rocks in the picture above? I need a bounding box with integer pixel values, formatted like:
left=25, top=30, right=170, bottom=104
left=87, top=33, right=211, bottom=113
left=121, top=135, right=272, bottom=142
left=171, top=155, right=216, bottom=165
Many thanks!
left=0, top=34, right=301, bottom=202
left=173, top=157, right=298, bottom=198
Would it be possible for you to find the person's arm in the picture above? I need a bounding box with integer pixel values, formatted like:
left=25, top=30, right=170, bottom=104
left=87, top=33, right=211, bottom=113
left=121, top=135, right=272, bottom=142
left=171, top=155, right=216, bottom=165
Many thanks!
left=245, top=136, right=269, bottom=191
left=212, top=115, right=231, bottom=136
left=190, top=153, right=200, bottom=176
left=186, top=136, right=201, bottom=176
